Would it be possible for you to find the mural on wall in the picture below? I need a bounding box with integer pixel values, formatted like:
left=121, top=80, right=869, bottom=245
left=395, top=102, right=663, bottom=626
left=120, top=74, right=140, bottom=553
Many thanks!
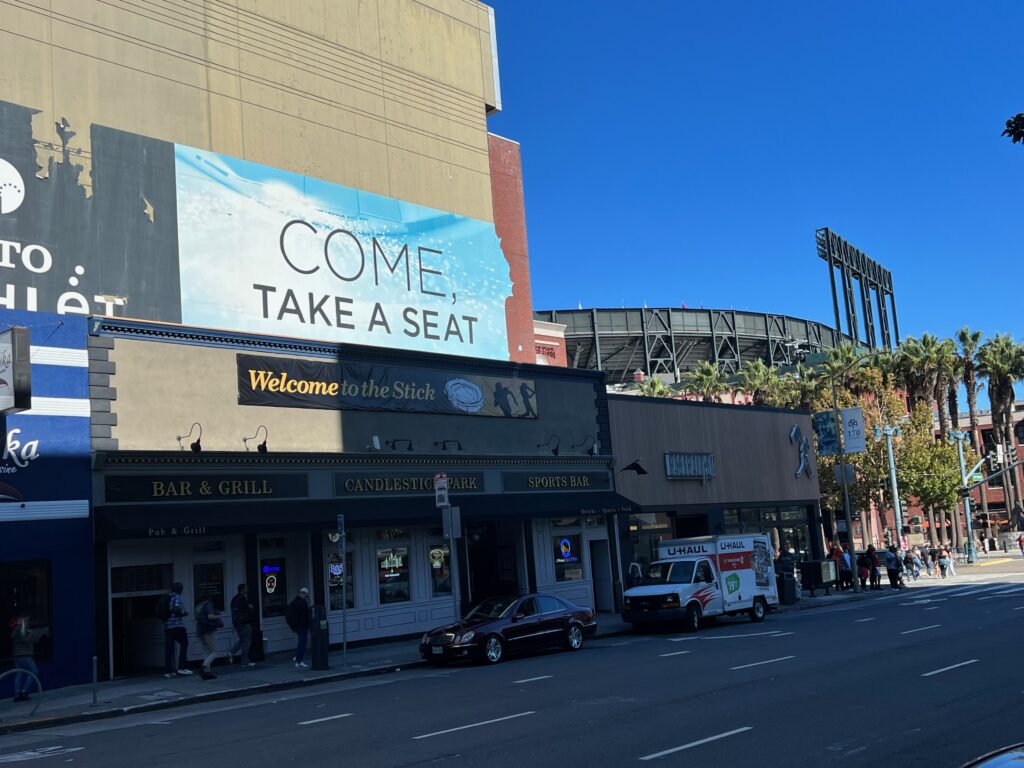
left=0, top=310, right=90, bottom=521
left=0, top=99, right=514, bottom=361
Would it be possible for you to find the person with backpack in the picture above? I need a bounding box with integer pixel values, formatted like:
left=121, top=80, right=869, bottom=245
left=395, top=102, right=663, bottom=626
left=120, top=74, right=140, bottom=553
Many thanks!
left=195, top=597, right=224, bottom=680
left=285, top=587, right=311, bottom=668
left=160, top=582, right=192, bottom=678
left=228, top=583, right=257, bottom=668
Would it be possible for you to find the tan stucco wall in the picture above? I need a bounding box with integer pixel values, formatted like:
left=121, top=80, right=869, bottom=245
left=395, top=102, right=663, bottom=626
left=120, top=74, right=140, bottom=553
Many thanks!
left=109, top=338, right=343, bottom=452
left=1, top=0, right=497, bottom=220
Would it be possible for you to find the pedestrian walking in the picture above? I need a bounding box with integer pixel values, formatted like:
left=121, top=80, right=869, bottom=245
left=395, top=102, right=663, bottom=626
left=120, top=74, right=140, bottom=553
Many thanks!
left=948, top=547, right=958, bottom=576
left=937, top=547, right=951, bottom=578
left=285, top=587, right=311, bottom=668
left=856, top=551, right=870, bottom=590
left=867, top=545, right=882, bottom=590
left=921, top=547, right=933, bottom=577
left=160, top=582, right=192, bottom=678
left=1017, top=533, right=1024, bottom=558
left=228, top=583, right=257, bottom=668
left=885, top=545, right=903, bottom=589
left=195, top=597, right=224, bottom=680
left=9, top=613, right=39, bottom=702
left=839, top=544, right=853, bottom=590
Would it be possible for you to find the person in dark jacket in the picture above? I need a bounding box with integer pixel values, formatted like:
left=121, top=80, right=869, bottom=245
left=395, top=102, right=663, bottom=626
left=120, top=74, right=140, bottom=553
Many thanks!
left=286, top=588, right=311, bottom=668
left=228, top=584, right=257, bottom=668
left=164, top=582, right=192, bottom=678
left=10, top=614, right=38, bottom=702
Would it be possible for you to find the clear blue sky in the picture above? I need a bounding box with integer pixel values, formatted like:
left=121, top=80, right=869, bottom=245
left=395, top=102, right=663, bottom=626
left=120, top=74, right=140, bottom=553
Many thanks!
left=486, top=1, right=1022, bottom=350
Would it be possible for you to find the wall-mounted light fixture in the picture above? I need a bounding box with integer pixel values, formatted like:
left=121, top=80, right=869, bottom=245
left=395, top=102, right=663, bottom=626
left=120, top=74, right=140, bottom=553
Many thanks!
left=616, top=458, right=648, bottom=476
left=176, top=423, right=202, bottom=453
left=386, top=438, right=414, bottom=451
left=366, top=435, right=382, bottom=452
left=572, top=435, right=601, bottom=456
left=243, top=425, right=269, bottom=453
left=536, top=434, right=561, bottom=456
left=434, top=440, right=463, bottom=451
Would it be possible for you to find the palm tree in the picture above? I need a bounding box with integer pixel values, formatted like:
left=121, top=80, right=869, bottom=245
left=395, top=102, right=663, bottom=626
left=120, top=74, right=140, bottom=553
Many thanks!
left=636, top=376, right=675, bottom=398
left=957, top=327, right=989, bottom=532
left=933, top=338, right=956, bottom=443
left=735, top=359, right=777, bottom=406
left=790, top=362, right=820, bottom=411
left=1004, top=113, right=1024, bottom=144
left=978, top=335, right=1024, bottom=512
left=898, top=334, right=941, bottom=412
left=684, top=361, right=728, bottom=403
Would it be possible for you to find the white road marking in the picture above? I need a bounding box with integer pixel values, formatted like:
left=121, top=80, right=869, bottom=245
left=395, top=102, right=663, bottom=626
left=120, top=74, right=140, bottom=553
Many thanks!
left=0, top=747, right=85, bottom=763
left=855, top=618, right=876, bottom=622
left=980, top=586, right=1024, bottom=599
left=899, top=598, right=948, bottom=605
left=951, top=585, right=1010, bottom=598
left=611, top=641, right=635, bottom=647
left=513, top=675, right=553, bottom=684
left=730, top=655, right=795, bottom=671
left=659, top=650, right=692, bottom=658
left=924, top=607, right=940, bottom=611
left=772, top=632, right=795, bottom=637
left=1014, top=606, right=1024, bottom=611
left=900, top=624, right=941, bottom=635
left=668, top=637, right=700, bottom=642
left=639, top=727, right=753, bottom=760
left=687, top=631, right=782, bottom=640
left=921, top=659, right=978, bottom=677
left=413, top=711, right=535, bottom=740
left=298, top=713, right=353, bottom=726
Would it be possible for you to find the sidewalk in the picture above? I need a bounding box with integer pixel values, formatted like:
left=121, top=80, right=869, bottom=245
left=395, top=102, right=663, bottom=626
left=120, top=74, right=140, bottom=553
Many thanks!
left=0, top=614, right=634, bottom=735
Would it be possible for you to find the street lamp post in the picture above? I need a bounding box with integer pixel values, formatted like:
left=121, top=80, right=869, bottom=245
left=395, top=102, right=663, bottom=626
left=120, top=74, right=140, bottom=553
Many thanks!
left=830, top=384, right=858, bottom=589
left=951, top=430, right=977, bottom=564
left=875, top=425, right=904, bottom=549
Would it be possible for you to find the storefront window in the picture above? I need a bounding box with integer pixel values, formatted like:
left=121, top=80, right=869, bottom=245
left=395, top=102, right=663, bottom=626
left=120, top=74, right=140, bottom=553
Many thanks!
left=377, top=546, right=410, bottom=603
left=327, top=551, right=355, bottom=610
left=0, top=560, right=52, bottom=661
left=260, top=558, right=288, bottom=618
left=193, top=562, right=225, bottom=611
left=553, top=535, right=583, bottom=582
left=427, top=543, right=452, bottom=597
left=780, top=506, right=807, bottom=522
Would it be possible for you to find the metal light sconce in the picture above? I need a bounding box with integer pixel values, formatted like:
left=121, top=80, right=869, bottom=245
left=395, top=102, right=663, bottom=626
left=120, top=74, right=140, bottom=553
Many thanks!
left=616, top=458, right=648, bottom=476
left=536, top=434, right=561, bottom=456
left=243, top=425, right=269, bottom=453
left=434, top=440, right=463, bottom=451
left=386, top=438, right=414, bottom=451
left=572, top=435, right=601, bottom=456
left=366, top=435, right=382, bottom=452
left=176, top=422, right=202, bottom=453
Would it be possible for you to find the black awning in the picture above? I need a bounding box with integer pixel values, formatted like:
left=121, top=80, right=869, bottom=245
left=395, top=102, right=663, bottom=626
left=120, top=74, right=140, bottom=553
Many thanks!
left=94, top=491, right=638, bottom=541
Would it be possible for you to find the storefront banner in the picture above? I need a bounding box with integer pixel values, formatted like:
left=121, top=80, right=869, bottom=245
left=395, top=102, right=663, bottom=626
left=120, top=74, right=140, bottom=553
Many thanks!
left=502, top=471, right=610, bottom=492
left=812, top=411, right=840, bottom=456
left=105, top=474, right=308, bottom=503
left=175, top=146, right=512, bottom=360
left=237, top=353, right=538, bottom=418
left=335, top=472, right=485, bottom=497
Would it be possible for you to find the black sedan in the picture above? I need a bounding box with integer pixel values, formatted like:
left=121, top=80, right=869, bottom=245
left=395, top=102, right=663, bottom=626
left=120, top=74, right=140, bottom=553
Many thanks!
left=419, top=593, right=598, bottom=664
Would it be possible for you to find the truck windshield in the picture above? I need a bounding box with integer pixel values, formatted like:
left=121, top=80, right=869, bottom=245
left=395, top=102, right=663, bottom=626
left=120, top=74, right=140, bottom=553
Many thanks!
left=642, top=561, right=695, bottom=585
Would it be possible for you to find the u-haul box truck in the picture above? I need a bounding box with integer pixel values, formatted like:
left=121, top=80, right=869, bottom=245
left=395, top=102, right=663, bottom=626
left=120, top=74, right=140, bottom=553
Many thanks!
left=622, top=534, right=779, bottom=632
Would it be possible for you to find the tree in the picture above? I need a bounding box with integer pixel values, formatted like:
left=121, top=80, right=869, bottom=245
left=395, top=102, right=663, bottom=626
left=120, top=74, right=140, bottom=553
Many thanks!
left=977, top=334, right=1024, bottom=509
left=899, top=404, right=963, bottom=546
left=957, top=327, right=989, bottom=533
left=897, top=334, right=941, bottom=412
left=933, top=338, right=957, bottom=443
left=735, top=359, right=778, bottom=406
left=636, top=376, right=675, bottom=398
left=683, top=361, right=728, bottom=403
left=1004, top=113, right=1024, bottom=144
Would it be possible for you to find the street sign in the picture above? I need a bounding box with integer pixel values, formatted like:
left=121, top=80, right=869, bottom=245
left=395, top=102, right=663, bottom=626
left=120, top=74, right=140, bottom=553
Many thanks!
left=813, top=411, right=840, bottom=457
left=443, top=505, right=462, bottom=540
left=434, top=472, right=449, bottom=508
left=841, top=407, right=866, bottom=453
left=970, top=473, right=984, bottom=484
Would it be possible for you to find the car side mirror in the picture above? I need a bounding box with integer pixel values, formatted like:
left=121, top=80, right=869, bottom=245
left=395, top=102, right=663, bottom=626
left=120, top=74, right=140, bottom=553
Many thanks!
left=513, top=613, right=524, bottom=622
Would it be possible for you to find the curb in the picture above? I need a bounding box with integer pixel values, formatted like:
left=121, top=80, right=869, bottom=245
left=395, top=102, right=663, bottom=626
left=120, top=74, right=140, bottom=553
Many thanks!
left=0, top=628, right=638, bottom=736
left=0, top=658, right=430, bottom=736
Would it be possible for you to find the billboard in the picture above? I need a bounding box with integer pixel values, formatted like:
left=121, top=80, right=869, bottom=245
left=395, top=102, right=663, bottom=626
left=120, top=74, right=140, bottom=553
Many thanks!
left=0, top=99, right=514, bottom=360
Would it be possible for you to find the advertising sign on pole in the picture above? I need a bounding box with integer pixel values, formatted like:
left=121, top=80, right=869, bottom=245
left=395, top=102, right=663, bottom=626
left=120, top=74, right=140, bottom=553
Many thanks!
left=813, top=411, right=839, bottom=457
left=841, top=407, right=866, bottom=454
left=434, top=472, right=449, bottom=509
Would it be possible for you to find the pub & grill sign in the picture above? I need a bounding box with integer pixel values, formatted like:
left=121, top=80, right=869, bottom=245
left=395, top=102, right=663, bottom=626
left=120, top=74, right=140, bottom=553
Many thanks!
left=237, top=353, right=538, bottom=418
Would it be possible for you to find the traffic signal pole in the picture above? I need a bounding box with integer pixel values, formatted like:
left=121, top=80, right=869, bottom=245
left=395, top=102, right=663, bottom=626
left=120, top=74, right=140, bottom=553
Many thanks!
left=952, top=433, right=976, bottom=564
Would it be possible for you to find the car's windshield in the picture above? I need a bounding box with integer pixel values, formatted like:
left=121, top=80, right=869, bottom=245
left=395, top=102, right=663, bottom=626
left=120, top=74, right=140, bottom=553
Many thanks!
left=642, top=561, right=696, bottom=585
left=465, top=597, right=516, bottom=620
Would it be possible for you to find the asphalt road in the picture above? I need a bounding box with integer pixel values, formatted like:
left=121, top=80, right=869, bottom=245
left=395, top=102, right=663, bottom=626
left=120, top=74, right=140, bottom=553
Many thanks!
left=4, top=573, right=1024, bottom=767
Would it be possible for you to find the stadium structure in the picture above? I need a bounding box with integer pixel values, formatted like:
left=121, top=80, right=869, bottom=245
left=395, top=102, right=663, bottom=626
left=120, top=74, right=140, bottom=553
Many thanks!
left=533, top=307, right=846, bottom=385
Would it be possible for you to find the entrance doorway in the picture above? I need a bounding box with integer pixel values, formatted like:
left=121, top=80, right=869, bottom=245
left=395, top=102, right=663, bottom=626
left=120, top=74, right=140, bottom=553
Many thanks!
left=465, top=521, right=521, bottom=604
left=589, top=539, right=614, bottom=611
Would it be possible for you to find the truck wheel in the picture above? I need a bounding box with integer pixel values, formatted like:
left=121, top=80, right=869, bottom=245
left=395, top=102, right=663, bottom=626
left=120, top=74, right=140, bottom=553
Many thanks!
left=749, top=597, right=767, bottom=623
left=684, top=603, right=702, bottom=633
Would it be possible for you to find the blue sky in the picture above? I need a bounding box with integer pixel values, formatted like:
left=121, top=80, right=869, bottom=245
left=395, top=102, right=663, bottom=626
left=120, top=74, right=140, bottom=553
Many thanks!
left=486, top=1, right=1023, bottom=352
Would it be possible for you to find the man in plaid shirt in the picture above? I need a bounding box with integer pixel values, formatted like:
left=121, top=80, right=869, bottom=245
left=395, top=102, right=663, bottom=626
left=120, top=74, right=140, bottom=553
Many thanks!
left=164, top=582, right=193, bottom=678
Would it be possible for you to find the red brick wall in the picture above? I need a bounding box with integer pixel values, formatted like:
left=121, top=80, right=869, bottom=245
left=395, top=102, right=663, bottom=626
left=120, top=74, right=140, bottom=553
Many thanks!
left=489, top=134, right=535, bottom=363
left=534, top=334, right=568, bottom=367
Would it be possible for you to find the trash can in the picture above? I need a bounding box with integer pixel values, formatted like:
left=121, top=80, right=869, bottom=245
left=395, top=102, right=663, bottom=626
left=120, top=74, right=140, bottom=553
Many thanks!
left=311, top=605, right=329, bottom=671
left=799, top=560, right=838, bottom=597
left=776, top=573, right=798, bottom=605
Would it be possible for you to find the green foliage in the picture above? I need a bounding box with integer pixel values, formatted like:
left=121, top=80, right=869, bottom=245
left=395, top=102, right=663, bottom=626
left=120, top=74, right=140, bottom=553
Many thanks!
left=635, top=377, right=675, bottom=398
left=683, top=361, right=728, bottom=403
left=1004, top=113, right=1024, bottom=144
left=897, top=404, right=962, bottom=513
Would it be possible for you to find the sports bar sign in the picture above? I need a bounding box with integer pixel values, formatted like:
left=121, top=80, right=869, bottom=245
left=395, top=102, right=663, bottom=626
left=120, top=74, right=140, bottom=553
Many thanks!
left=237, top=353, right=538, bottom=418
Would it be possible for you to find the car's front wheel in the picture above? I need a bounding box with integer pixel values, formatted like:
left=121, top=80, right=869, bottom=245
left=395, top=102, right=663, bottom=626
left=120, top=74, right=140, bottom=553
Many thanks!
left=566, top=623, right=584, bottom=651
left=684, top=602, right=702, bottom=633
left=483, top=635, right=504, bottom=664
